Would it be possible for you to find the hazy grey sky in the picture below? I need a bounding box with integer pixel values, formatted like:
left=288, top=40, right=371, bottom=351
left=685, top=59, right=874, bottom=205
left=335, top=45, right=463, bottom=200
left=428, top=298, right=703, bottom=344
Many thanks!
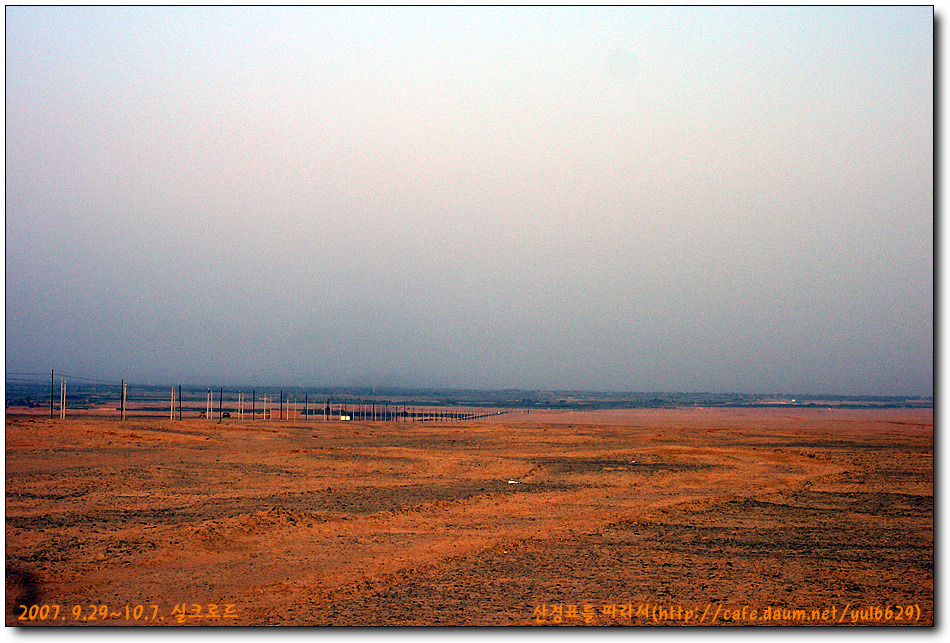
left=5, top=6, right=933, bottom=395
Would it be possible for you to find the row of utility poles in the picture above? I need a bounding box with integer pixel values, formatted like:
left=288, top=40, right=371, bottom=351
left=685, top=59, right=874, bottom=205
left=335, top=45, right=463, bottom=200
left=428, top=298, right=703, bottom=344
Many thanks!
left=186, top=390, right=491, bottom=423
left=48, top=371, right=500, bottom=422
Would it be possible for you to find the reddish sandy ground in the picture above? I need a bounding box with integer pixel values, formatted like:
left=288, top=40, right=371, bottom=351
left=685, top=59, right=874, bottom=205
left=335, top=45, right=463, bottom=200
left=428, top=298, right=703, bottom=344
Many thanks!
left=5, top=407, right=933, bottom=626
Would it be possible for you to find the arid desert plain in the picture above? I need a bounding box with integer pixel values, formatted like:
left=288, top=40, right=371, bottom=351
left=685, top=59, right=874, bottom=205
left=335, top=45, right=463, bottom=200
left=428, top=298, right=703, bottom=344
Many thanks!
left=5, top=407, right=933, bottom=626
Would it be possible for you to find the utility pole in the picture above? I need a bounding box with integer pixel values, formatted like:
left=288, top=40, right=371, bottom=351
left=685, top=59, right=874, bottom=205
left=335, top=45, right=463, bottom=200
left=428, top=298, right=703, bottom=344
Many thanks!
left=179, top=385, right=182, bottom=421
left=50, top=370, right=54, bottom=419
left=219, top=387, right=223, bottom=421
left=252, top=390, right=256, bottom=420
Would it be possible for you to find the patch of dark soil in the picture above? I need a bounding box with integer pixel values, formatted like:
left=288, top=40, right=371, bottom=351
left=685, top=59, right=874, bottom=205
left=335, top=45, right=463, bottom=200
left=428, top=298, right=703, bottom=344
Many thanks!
left=535, top=456, right=716, bottom=475
left=783, top=440, right=931, bottom=453
left=6, top=506, right=211, bottom=530
left=264, top=480, right=585, bottom=516
left=6, top=489, right=93, bottom=501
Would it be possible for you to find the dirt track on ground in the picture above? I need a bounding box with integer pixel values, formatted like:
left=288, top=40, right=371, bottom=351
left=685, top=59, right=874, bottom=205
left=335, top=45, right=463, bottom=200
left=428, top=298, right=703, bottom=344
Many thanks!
left=5, top=408, right=933, bottom=626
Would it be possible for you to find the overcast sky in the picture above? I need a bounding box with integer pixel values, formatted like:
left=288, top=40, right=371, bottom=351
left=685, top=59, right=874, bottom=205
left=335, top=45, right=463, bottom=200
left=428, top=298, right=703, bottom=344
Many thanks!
left=5, top=6, right=933, bottom=395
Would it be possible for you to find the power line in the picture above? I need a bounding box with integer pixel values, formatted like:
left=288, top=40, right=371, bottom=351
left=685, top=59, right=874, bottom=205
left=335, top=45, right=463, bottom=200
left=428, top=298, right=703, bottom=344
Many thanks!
left=53, top=374, right=122, bottom=384
left=6, top=372, right=169, bottom=388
